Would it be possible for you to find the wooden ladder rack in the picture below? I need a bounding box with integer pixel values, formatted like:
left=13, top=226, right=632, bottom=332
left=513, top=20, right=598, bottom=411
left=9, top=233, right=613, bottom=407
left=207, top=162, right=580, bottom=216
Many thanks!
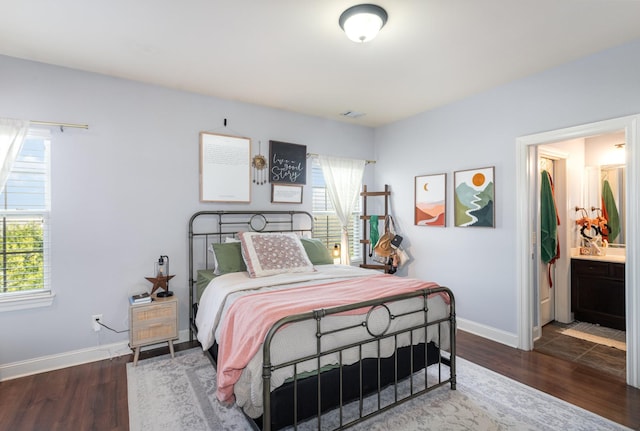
left=359, top=184, right=391, bottom=273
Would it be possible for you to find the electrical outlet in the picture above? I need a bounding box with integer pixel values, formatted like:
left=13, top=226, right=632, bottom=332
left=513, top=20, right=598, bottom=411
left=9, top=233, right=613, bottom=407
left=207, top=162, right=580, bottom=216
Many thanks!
left=92, top=314, right=103, bottom=332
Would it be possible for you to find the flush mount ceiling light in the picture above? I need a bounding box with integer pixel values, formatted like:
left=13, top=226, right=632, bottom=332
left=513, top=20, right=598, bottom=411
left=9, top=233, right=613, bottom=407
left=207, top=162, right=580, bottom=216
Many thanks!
left=339, top=4, right=388, bottom=43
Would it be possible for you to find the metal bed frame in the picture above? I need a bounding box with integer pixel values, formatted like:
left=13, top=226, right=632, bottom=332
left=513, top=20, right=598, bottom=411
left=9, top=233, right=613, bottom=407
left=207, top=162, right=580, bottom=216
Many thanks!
left=188, top=210, right=456, bottom=430
left=188, top=210, right=314, bottom=339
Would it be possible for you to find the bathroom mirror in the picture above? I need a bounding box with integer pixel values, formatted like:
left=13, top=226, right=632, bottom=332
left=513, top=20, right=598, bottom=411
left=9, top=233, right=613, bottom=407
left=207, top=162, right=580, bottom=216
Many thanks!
left=600, top=164, right=625, bottom=246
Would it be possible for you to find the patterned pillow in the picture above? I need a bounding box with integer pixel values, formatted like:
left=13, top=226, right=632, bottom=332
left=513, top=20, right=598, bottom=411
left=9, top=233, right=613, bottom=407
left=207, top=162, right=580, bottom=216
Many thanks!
left=239, top=232, right=315, bottom=278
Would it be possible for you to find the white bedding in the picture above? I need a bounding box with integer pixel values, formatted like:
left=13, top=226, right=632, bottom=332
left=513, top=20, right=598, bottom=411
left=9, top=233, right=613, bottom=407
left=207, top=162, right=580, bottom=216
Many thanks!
left=196, top=264, right=378, bottom=350
left=195, top=265, right=451, bottom=418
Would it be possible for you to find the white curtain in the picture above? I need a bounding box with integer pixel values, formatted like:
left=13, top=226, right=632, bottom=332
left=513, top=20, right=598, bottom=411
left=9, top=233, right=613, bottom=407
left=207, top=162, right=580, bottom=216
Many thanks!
left=318, top=155, right=366, bottom=265
left=0, top=118, right=30, bottom=192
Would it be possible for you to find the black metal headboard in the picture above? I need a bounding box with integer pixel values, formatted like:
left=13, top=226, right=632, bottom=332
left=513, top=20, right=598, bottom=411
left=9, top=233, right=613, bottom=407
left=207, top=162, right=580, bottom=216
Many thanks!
left=188, top=210, right=314, bottom=340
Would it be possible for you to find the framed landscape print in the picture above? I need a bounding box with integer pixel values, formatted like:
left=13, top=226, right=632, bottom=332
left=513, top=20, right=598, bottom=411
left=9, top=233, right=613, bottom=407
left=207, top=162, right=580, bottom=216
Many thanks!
left=415, top=173, right=446, bottom=226
left=454, top=166, right=495, bottom=227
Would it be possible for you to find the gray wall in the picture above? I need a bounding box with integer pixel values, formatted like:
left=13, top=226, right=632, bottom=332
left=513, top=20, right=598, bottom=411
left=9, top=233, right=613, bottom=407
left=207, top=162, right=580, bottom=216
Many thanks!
left=373, top=38, right=640, bottom=334
left=0, top=55, right=375, bottom=365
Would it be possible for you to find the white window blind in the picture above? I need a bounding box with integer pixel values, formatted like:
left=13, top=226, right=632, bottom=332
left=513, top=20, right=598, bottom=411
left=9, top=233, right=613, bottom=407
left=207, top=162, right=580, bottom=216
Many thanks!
left=311, top=159, right=362, bottom=261
left=0, top=129, right=50, bottom=297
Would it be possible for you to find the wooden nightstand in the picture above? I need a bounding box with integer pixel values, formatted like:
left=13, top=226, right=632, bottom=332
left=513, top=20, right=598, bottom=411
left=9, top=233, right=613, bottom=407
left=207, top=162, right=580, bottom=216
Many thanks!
left=129, top=295, right=178, bottom=366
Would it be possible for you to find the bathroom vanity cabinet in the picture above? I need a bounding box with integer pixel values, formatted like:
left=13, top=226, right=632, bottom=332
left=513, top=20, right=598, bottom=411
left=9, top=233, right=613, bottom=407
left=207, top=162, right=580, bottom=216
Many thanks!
left=571, top=258, right=625, bottom=330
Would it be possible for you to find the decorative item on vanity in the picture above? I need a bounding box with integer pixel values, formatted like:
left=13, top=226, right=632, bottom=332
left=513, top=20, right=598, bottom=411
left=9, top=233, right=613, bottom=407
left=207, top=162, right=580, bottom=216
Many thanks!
left=251, top=140, right=268, bottom=185
left=339, top=4, right=388, bottom=43
left=574, top=207, right=609, bottom=256
left=145, top=255, right=174, bottom=297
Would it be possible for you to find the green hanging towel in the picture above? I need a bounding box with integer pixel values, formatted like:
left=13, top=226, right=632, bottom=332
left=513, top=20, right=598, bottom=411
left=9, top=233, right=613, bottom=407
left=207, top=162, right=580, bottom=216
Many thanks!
left=369, top=215, right=379, bottom=257
left=540, top=170, right=559, bottom=264
left=602, top=179, right=620, bottom=242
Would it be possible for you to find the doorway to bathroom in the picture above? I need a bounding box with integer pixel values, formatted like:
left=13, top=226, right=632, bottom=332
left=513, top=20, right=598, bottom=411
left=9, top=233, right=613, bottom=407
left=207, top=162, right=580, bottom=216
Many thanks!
left=515, top=114, right=640, bottom=388
left=536, top=142, right=625, bottom=378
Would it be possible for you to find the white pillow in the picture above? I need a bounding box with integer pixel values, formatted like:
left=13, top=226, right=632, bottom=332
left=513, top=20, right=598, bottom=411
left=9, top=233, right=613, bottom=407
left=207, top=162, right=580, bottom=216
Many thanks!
left=239, top=232, right=315, bottom=278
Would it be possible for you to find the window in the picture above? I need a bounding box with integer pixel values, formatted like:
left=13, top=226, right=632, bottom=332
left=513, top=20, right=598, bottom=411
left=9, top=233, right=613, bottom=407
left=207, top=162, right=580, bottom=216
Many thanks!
left=0, top=128, right=51, bottom=309
left=311, top=159, right=362, bottom=261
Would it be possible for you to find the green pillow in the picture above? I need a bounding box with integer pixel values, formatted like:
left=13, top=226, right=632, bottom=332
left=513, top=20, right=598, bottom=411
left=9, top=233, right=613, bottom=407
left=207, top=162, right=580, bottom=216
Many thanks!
left=300, top=237, right=334, bottom=265
left=212, top=242, right=246, bottom=275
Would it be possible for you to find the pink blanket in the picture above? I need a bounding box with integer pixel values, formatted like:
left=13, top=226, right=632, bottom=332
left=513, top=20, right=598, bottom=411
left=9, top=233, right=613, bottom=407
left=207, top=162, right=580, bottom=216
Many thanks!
left=215, top=274, right=446, bottom=403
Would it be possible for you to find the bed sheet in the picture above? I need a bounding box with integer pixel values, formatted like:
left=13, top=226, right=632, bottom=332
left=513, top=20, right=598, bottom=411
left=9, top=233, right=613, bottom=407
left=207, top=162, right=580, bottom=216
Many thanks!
left=196, top=269, right=215, bottom=302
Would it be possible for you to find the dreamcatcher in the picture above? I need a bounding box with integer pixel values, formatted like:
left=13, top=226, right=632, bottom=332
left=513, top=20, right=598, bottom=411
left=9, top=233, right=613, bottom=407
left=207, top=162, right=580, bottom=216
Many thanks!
left=252, top=140, right=268, bottom=185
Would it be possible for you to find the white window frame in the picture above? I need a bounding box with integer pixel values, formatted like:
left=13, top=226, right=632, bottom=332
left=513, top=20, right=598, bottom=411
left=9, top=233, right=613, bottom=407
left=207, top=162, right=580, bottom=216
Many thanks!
left=0, top=128, right=54, bottom=311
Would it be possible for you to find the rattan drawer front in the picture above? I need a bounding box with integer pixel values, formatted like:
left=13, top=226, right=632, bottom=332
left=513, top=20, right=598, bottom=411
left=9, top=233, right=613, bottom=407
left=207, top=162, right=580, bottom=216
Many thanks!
left=129, top=298, right=178, bottom=348
left=131, top=303, right=175, bottom=324
left=131, top=321, right=176, bottom=346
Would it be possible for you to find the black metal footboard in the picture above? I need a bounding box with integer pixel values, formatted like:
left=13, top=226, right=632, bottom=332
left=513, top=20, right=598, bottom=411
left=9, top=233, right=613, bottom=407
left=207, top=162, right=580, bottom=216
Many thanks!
left=261, top=286, right=456, bottom=431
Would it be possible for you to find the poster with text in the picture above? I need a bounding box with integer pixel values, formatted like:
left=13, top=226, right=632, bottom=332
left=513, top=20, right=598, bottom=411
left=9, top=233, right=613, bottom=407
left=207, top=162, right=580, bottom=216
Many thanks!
left=269, top=140, right=307, bottom=184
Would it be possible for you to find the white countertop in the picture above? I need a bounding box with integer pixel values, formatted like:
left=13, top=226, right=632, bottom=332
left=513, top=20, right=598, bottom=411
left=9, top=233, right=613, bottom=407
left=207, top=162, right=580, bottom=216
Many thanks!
left=570, top=247, right=626, bottom=264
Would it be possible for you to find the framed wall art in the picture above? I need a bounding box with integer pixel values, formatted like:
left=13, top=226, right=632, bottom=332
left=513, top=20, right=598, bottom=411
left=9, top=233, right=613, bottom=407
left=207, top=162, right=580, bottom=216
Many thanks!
left=454, top=166, right=495, bottom=227
left=271, top=184, right=303, bottom=204
left=415, top=173, right=446, bottom=226
left=200, top=132, right=251, bottom=202
left=269, top=140, right=307, bottom=184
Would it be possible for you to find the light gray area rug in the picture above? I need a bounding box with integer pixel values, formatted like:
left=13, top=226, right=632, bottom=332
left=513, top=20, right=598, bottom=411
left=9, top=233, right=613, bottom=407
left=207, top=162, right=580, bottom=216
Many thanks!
left=127, top=349, right=249, bottom=430
left=127, top=348, right=631, bottom=431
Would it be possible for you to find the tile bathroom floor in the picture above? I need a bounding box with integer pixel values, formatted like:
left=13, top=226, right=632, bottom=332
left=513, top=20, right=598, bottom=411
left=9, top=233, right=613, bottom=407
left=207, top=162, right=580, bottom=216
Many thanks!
left=534, top=321, right=626, bottom=378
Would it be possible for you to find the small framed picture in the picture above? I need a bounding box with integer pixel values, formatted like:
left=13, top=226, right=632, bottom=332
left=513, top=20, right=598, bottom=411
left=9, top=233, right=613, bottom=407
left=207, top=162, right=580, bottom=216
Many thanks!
left=454, top=166, right=495, bottom=227
left=271, top=184, right=303, bottom=204
left=415, top=173, right=446, bottom=226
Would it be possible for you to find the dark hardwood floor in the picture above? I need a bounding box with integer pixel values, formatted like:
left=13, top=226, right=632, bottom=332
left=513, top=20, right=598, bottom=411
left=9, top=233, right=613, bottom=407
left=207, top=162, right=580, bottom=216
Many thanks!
left=1, top=331, right=638, bottom=431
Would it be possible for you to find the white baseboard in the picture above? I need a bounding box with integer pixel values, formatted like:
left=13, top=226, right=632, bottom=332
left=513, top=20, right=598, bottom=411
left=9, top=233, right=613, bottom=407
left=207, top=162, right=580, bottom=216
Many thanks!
left=0, top=329, right=192, bottom=381
left=457, top=318, right=519, bottom=348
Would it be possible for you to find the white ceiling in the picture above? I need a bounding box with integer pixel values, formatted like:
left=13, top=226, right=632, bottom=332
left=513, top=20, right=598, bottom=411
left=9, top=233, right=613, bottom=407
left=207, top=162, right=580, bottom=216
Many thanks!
left=2, top=0, right=640, bottom=127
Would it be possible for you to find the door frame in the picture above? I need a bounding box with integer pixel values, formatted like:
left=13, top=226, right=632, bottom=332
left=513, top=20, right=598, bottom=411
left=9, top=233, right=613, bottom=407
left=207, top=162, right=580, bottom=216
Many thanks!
left=516, top=114, right=639, bottom=388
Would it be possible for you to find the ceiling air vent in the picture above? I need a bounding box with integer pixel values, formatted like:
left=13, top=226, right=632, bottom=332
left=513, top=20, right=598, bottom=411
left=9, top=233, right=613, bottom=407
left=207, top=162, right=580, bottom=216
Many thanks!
left=340, top=111, right=366, bottom=119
